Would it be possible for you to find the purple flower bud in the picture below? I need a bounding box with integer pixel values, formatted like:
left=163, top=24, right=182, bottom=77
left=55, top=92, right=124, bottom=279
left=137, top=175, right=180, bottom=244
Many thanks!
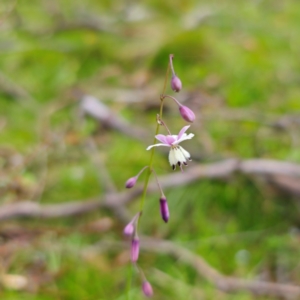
left=123, top=223, right=134, bottom=236
left=142, top=281, right=153, bottom=297
left=179, top=105, right=195, bottom=123
left=171, top=75, right=182, bottom=92
left=125, top=166, right=149, bottom=189
left=125, top=176, right=137, bottom=188
left=160, top=197, right=169, bottom=223
left=131, top=237, right=139, bottom=262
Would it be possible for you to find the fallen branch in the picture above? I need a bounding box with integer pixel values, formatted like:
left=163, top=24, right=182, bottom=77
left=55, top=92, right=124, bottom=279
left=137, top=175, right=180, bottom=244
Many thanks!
left=142, top=238, right=300, bottom=298
left=87, top=238, right=300, bottom=299
left=0, top=158, right=300, bottom=221
left=80, top=95, right=148, bottom=141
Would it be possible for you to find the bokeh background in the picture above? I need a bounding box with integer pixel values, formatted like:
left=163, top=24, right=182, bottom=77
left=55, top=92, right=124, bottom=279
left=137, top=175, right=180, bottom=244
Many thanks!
left=1, top=0, right=300, bottom=299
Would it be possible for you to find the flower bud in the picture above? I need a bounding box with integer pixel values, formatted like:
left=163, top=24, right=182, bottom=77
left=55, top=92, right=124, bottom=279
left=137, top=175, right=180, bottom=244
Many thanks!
left=123, top=223, right=134, bottom=236
left=125, top=166, right=149, bottom=189
left=125, top=176, right=137, bottom=188
left=131, top=237, right=140, bottom=262
left=159, top=197, right=169, bottom=223
left=179, top=105, right=195, bottom=123
left=142, top=281, right=153, bottom=297
left=171, top=75, right=182, bottom=92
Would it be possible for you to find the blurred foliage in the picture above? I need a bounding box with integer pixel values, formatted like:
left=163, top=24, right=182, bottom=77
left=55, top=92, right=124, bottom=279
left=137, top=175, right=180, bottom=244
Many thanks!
left=0, top=0, right=300, bottom=299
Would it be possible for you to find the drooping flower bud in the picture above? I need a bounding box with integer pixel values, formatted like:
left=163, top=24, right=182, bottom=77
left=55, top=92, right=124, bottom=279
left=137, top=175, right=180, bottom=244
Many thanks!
left=169, top=54, right=182, bottom=92
left=123, top=212, right=140, bottom=236
left=171, top=75, right=182, bottom=92
left=125, top=166, right=149, bottom=189
left=179, top=105, right=195, bottom=123
left=162, top=95, right=195, bottom=123
left=131, top=236, right=140, bottom=262
left=125, top=176, right=137, bottom=188
left=159, top=197, right=169, bottom=223
left=123, top=222, right=134, bottom=236
left=142, top=281, right=153, bottom=297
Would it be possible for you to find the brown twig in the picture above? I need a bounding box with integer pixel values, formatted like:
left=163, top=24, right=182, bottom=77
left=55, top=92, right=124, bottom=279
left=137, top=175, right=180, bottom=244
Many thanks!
left=87, top=238, right=300, bottom=298
left=0, top=188, right=139, bottom=223
left=80, top=95, right=148, bottom=141
left=1, top=158, right=300, bottom=221
left=142, top=238, right=300, bottom=298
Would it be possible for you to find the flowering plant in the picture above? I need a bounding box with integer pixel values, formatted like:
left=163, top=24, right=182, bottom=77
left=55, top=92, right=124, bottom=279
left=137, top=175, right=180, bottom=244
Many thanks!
left=123, top=54, right=195, bottom=297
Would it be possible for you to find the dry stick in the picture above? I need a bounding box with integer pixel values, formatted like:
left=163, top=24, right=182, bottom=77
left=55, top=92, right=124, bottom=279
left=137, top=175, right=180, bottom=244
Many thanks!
left=0, top=191, right=135, bottom=223
left=141, top=238, right=300, bottom=298
left=88, top=238, right=300, bottom=298
left=1, top=158, right=300, bottom=221
left=80, top=95, right=148, bottom=141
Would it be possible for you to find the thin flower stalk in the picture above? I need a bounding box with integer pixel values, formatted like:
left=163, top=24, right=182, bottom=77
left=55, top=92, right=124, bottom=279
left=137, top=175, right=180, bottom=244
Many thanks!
left=137, top=85, right=167, bottom=218
left=123, top=212, right=141, bottom=236
left=163, top=94, right=195, bottom=123
left=124, top=54, right=195, bottom=298
left=169, top=54, right=182, bottom=92
left=125, top=166, right=149, bottom=189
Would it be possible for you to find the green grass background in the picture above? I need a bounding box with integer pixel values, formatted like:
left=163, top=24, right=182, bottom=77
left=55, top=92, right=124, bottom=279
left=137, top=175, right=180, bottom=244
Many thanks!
left=0, top=0, right=300, bottom=299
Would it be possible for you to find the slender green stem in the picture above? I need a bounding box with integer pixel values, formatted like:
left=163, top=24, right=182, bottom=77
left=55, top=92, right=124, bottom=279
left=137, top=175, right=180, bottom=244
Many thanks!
left=162, top=94, right=182, bottom=107
left=126, top=263, right=132, bottom=300
left=151, top=168, right=165, bottom=198
left=162, top=59, right=170, bottom=99
left=169, top=54, right=175, bottom=76
left=128, top=58, right=170, bottom=300
left=137, top=61, right=170, bottom=221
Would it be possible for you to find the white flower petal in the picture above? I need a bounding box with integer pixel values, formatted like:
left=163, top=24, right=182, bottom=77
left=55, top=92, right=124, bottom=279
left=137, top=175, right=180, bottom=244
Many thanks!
left=174, top=147, right=187, bottom=165
left=175, top=133, right=194, bottom=145
left=178, top=146, right=191, bottom=160
left=168, top=149, right=177, bottom=170
left=177, top=125, right=190, bottom=140
left=146, top=143, right=170, bottom=151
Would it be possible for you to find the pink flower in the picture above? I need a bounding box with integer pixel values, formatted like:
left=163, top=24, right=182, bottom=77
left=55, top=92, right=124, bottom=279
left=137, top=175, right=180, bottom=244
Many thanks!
left=146, top=125, right=194, bottom=170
